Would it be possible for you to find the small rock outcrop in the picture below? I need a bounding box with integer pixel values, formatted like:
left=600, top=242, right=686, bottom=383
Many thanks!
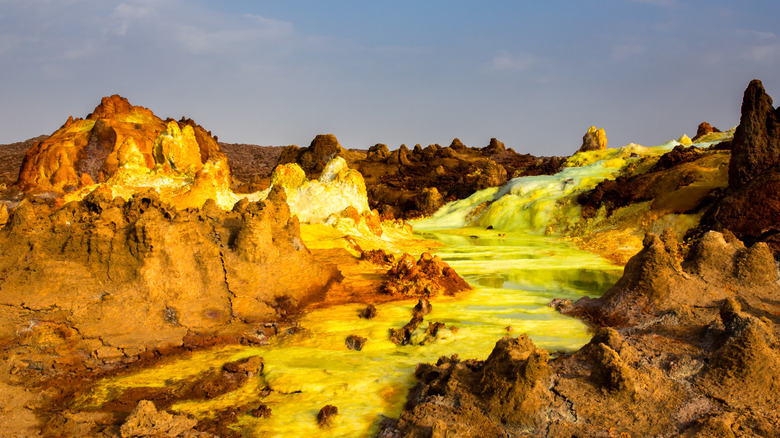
left=277, top=134, right=347, bottom=177
left=316, top=405, right=338, bottom=428
left=578, top=126, right=607, bottom=152
left=692, top=121, right=721, bottom=141
left=119, top=400, right=199, bottom=438
left=382, top=253, right=471, bottom=298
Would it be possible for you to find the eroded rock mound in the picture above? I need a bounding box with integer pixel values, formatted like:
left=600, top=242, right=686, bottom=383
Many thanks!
left=17, top=95, right=223, bottom=193
left=382, top=252, right=471, bottom=298
left=0, top=185, right=340, bottom=362
left=393, top=335, right=557, bottom=437
left=562, top=230, right=778, bottom=326
left=119, top=400, right=203, bottom=438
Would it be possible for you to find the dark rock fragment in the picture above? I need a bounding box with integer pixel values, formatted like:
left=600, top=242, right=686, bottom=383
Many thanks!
left=358, top=304, right=377, bottom=319
left=316, top=405, right=338, bottom=427
left=345, top=335, right=367, bottom=351
left=250, top=404, right=272, bottom=418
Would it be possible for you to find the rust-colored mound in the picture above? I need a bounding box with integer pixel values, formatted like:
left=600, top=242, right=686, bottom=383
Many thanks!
left=382, top=252, right=471, bottom=298
left=16, top=95, right=223, bottom=193
left=0, top=185, right=340, bottom=362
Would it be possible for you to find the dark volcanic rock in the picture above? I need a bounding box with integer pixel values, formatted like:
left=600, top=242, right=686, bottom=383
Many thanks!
left=358, top=304, right=378, bottom=319
left=345, top=335, right=367, bottom=351
left=697, top=80, right=780, bottom=253
left=728, top=79, right=780, bottom=189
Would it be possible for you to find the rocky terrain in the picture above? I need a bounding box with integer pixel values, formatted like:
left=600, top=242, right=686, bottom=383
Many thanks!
left=379, top=80, right=780, bottom=437
left=382, top=227, right=780, bottom=437
left=218, top=142, right=284, bottom=192
left=0, top=79, right=778, bottom=437
left=0, top=96, right=473, bottom=437
left=277, top=134, right=565, bottom=220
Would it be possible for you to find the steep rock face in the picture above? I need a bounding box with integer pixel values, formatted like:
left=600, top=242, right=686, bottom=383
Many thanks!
left=728, top=79, right=780, bottom=188
left=697, top=80, right=780, bottom=252
left=16, top=95, right=222, bottom=193
left=0, top=186, right=340, bottom=358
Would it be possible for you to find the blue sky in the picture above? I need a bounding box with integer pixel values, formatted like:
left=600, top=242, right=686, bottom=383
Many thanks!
left=1, top=1, right=778, bottom=155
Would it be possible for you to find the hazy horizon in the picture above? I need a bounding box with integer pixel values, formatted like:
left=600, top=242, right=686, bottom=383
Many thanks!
left=1, top=1, right=778, bottom=155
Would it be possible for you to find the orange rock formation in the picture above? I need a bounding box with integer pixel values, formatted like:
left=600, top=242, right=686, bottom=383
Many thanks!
left=16, top=95, right=222, bottom=193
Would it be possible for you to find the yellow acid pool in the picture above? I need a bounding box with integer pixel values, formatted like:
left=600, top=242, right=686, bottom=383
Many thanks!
left=78, top=228, right=622, bottom=437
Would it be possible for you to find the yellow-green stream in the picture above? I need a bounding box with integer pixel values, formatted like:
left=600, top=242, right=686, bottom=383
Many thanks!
left=78, top=228, right=621, bottom=437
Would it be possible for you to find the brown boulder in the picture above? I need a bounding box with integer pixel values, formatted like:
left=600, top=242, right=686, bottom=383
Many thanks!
left=415, top=187, right=444, bottom=216
left=367, top=143, right=390, bottom=161
left=277, top=134, right=347, bottom=177
left=449, top=138, right=468, bottom=152
left=316, top=405, right=338, bottom=427
left=484, top=138, right=505, bottom=155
